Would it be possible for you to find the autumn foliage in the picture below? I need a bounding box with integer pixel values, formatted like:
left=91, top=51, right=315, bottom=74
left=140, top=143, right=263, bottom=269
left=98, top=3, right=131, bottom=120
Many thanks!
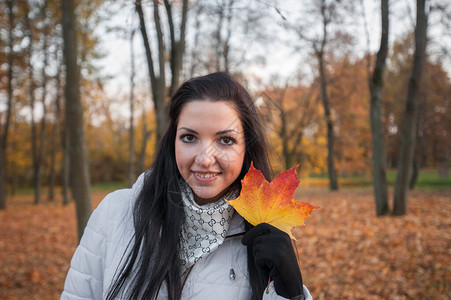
left=1, top=188, right=450, bottom=299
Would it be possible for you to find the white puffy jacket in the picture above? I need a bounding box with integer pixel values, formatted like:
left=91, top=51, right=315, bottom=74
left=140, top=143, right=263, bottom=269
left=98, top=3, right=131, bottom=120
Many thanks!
left=61, top=174, right=313, bottom=300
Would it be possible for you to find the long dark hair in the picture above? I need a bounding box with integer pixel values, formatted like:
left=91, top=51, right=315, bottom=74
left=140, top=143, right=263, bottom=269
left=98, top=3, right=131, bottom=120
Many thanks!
left=107, top=72, right=271, bottom=300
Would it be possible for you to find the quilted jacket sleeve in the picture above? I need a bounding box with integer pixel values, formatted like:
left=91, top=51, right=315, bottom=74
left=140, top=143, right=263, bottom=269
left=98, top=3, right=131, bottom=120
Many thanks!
left=60, top=197, right=110, bottom=300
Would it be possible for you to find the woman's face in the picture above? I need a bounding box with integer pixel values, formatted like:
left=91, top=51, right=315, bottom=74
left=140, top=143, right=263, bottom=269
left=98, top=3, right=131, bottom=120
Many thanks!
left=175, top=100, right=246, bottom=205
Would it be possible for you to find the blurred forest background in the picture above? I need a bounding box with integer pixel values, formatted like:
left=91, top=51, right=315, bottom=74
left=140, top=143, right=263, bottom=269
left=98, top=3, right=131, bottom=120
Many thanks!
left=0, top=0, right=450, bottom=298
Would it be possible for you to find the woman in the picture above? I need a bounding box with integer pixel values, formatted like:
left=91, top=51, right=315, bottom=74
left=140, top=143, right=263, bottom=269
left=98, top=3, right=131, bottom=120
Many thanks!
left=61, top=72, right=312, bottom=300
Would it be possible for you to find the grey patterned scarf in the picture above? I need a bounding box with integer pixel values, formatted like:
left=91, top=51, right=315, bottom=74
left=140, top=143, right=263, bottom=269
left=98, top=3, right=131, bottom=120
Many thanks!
left=179, top=180, right=238, bottom=274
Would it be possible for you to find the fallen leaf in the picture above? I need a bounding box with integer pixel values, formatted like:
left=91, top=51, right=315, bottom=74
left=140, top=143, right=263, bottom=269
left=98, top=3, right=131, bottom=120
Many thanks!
left=226, top=162, right=318, bottom=240
left=30, top=270, right=41, bottom=282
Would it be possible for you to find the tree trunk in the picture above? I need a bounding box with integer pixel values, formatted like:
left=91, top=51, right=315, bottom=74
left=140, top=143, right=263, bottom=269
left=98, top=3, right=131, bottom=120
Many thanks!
left=57, top=51, right=69, bottom=205
left=62, top=0, right=92, bottom=240
left=393, top=0, right=428, bottom=216
left=38, top=1, right=49, bottom=203
left=214, top=0, right=225, bottom=72
left=0, top=145, right=6, bottom=210
left=129, top=29, right=136, bottom=186
left=369, top=0, right=389, bottom=216
left=313, top=1, right=339, bottom=190
left=37, top=86, right=47, bottom=203
left=280, top=110, right=291, bottom=170
left=278, top=93, right=293, bottom=170
left=48, top=112, right=57, bottom=201
left=61, top=126, right=70, bottom=205
left=359, top=0, right=372, bottom=79
left=138, top=107, right=152, bottom=173
left=136, top=0, right=188, bottom=147
left=409, top=153, right=419, bottom=189
left=223, top=0, right=234, bottom=73
left=409, top=104, right=422, bottom=190
left=212, top=0, right=233, bottom=73
left=26, top=6, right=41, bottom=205
left=317, top=50, right=338, bottom=190
left=49, top=55, right=62, bottom=201
left=0, top=0, right=14, bottom=210
left=189, top=3, right=203, bottom=78
left=135, top=0, right=168, bottom=146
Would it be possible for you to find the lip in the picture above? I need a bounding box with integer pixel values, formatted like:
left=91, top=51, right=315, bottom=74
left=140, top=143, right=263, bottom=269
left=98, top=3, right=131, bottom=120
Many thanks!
left=192, top=171, right=221, bottom=183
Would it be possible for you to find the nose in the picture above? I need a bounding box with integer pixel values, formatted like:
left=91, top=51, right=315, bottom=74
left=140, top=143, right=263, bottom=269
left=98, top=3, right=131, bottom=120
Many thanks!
left=195, top=145, right=216, bottom=167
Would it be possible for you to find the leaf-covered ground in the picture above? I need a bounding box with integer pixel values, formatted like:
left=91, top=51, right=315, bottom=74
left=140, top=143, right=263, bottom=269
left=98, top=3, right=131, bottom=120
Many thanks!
left=294, top=187, right=451, bottom=299
left=1, top=188, right=450, bottom=299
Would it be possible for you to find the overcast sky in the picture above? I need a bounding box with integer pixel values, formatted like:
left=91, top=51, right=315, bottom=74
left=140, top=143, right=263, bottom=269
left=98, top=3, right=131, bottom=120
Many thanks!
left=96, top=0, right=449, bottom=103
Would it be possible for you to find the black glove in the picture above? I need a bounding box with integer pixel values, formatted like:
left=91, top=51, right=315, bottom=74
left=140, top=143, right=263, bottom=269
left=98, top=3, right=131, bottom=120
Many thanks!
left=242, top=223, right=304, bottom=299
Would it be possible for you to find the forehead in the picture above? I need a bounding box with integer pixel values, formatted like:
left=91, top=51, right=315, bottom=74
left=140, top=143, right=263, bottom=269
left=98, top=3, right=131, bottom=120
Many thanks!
left=177, top=100, right=242, bottom=131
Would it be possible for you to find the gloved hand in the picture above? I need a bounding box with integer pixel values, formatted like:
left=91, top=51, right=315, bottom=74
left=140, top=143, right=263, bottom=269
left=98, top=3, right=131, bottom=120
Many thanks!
left=242, top=223, right=304, bottom=299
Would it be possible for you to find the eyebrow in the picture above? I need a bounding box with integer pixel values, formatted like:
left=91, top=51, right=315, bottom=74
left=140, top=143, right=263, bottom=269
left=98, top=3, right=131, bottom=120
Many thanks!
left=178, top=127, right=198, bottom=134
left=178, top=127, right=239, bottom=135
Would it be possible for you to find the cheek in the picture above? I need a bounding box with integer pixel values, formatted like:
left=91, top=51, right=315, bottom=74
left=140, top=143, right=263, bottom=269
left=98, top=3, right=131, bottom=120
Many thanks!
left=218, top=146, right=246, bottom=174
left=235, top=147, right=246, bottom=172
left=175, top=142, right=189, bottom=172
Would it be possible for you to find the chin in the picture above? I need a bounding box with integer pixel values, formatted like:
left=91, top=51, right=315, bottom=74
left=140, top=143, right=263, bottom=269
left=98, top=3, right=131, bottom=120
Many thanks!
left=191, top=186, right=224, bottom=204
left=194, top=190, right=219, bottom=200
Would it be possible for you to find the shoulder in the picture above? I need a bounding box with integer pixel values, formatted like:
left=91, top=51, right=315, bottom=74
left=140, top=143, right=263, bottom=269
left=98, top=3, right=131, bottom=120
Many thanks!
left=62, top=173, right=148, bottom=299
left=96, top=172, right=146, bottom=216
left=88, top=172, right=147, bottom=237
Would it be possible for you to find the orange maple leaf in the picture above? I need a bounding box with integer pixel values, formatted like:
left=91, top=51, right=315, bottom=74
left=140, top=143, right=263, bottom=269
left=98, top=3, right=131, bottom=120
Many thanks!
left=226, top=162, right=318, bottom=240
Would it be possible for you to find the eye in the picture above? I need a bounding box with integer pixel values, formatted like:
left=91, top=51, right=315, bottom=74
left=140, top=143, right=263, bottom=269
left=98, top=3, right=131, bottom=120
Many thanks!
left=181, top=134, right=196, bottom=143
left=219, top=136, right=236, bottom=146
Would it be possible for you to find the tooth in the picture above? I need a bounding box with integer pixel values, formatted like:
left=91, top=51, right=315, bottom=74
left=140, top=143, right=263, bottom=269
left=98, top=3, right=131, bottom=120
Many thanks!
left=196, top=173, right=217, bottom=178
